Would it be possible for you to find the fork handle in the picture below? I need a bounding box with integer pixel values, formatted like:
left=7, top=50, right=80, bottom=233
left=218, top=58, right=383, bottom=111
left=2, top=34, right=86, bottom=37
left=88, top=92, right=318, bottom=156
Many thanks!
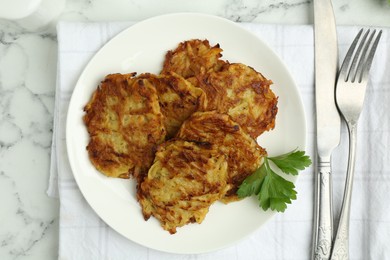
left=312, top=156, right=333, bottom=260
left=331, top=121, right=358, bottom=260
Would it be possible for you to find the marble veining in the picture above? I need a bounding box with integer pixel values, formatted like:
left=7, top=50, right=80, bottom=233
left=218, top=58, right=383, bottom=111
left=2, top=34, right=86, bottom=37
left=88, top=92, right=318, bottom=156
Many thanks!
left=222, top=0, right=311, bottom=22
left=0, top=0, right=389, bottom=259
left=0, top=171, right=57, bottom=259
left=0, top=24, right=58, bottom=259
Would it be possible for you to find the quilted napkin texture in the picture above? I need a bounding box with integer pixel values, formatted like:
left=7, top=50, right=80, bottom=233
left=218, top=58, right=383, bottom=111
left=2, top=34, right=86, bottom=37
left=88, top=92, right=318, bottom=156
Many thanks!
left=49, top=21, right=390, bottom=259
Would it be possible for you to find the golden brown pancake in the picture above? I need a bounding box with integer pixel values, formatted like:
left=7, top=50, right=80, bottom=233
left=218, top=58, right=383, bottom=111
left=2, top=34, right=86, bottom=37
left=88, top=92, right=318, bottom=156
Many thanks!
left=161, top=39, right=226, bottom=78
left=137, top=139, right=229, bottom=234
left=139, top=72, right=207, bottom=138
left=176, top=111, right=266, bottom=202
left=83, top=73, right=166, bottom=180
left=190, top=63, right=278, bottom=138
left=84, top=38, right=279, bottom=234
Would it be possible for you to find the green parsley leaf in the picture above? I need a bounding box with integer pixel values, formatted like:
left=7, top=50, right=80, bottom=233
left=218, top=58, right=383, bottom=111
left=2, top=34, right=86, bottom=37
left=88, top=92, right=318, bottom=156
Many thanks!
left=258, top=160, right=297, bottom=212
left=268, top=149, right=312, bottom=176
left=237, top=162, right=267, bottom=198
left=237, top=149, right=311, bottom=212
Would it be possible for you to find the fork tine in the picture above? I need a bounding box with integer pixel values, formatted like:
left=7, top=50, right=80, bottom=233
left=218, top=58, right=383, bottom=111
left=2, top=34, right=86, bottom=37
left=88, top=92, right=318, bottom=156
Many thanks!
left=359, top=30, right=382, bottom=83
left=339, top=29, right=363, bottom=81
left=349, top=30, right=370, bottom=82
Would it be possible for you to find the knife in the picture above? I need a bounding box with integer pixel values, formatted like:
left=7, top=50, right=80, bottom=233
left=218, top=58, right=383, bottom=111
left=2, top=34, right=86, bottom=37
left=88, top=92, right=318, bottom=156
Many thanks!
left=312, top=0, right=340, bottom=259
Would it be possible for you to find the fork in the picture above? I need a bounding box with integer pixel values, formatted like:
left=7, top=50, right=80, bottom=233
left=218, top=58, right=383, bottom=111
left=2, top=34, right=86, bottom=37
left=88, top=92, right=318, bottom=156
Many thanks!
left=330, top=29, right=382, bottom=259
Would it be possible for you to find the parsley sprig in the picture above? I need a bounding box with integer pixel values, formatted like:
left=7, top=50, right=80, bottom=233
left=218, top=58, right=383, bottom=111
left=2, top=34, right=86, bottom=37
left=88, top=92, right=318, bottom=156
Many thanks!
left=237, top=149, right=311, bottom=212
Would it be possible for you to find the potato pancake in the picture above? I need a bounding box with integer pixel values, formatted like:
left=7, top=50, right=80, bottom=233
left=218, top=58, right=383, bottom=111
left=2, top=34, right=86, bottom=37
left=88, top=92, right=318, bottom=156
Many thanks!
left=139, top=72, right=207, bottom=138
left=191, top=63, right=278, bottom=138
left=83, top=38, right=279, bottom=234
left=138, top=140, right=229, bottom=234
left=161, top=39, right=226, bottom=78
left=176, top=111, right=266, bottom=202
left=83, top=73, right=166, bottom=179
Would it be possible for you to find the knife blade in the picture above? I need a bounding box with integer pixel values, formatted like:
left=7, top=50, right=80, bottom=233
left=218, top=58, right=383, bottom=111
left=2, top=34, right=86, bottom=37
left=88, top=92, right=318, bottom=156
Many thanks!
left=312, top=0, right=340, bottom=259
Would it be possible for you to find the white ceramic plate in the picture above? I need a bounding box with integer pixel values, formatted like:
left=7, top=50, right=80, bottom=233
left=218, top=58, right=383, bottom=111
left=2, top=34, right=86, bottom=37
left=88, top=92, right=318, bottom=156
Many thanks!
left=66, top=13, right=306, bottom=254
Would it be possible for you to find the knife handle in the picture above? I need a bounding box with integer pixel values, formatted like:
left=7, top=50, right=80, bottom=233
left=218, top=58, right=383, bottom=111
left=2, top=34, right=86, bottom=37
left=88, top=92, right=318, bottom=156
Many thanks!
left=312, top=157, right=333, bottom=260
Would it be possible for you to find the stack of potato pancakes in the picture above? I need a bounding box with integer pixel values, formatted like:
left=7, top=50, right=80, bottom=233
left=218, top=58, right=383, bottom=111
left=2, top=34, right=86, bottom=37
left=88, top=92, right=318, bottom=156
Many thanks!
left=83, top=39, right=278, bottom=234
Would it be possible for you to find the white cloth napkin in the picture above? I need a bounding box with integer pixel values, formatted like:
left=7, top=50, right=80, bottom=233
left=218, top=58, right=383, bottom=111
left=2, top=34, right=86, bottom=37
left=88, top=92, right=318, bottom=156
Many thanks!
left=49, top=21, right=390, bottom=259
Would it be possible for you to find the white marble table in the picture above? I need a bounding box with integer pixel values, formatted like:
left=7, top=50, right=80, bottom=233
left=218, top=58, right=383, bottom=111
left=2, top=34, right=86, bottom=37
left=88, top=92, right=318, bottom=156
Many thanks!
left=0, top=0, right=389, bottom=259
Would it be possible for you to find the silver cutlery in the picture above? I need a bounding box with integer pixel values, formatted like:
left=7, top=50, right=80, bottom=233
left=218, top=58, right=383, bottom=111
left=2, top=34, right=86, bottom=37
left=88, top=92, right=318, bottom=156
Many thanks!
left=312, top=0, right=340, bottom=259
left=330, top=29, right=382, bottom=260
